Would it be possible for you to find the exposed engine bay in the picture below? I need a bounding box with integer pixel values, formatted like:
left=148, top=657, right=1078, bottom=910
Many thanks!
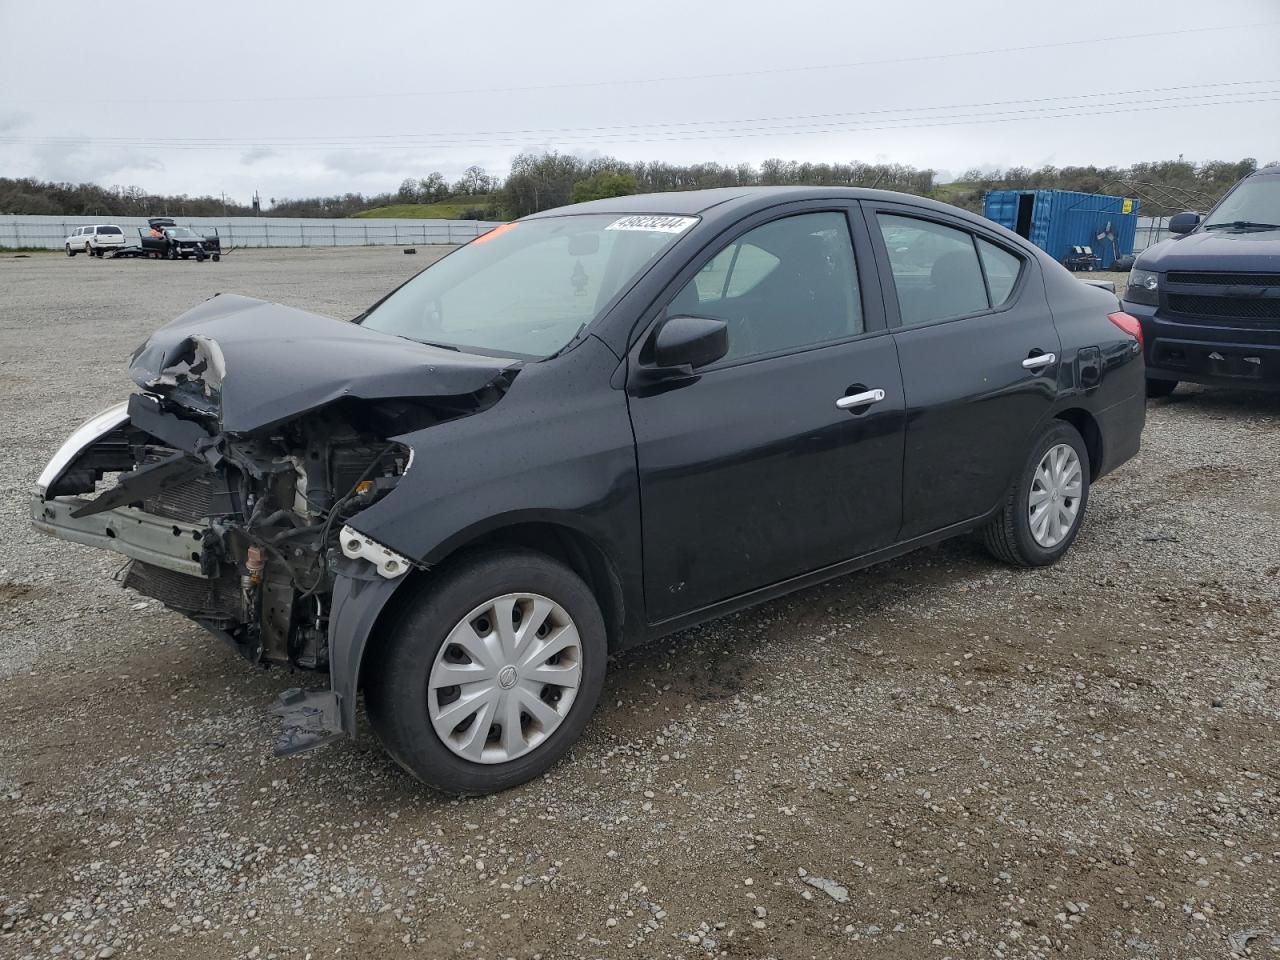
left=32, top=293, right=519, bottom=677
left=37, top=396, right=418, bottom=668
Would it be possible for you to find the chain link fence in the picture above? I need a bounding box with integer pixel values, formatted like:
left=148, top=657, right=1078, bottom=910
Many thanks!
left=1133, top=216, right=1172, bottom=253
left=0, top=216, right=503, bottom=250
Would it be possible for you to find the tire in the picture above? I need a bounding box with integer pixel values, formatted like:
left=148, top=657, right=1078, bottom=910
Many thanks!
left=365, top=548, right=607, bottom=795
left=66, top=245, right=74, bottom=257
left=1146, top=378, right=1178, bottom=398
left=167, top=246, right=178, bottom=260
left=983, top=420, right=1090, bottom=567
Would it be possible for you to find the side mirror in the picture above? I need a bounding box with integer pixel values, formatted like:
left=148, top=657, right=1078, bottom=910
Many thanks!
left=650, top=316, right=729, bottom=371
left=1168, top=211, right=1201, bottom=235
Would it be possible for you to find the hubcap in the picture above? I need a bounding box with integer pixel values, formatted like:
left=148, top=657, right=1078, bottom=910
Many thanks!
left=1028, top=443, right=1083, bottom=548
left=427, top=593, right=582, bottom=764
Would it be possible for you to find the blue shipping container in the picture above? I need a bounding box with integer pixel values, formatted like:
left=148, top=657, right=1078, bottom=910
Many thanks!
left=983, top=189, right=1139, bottom=270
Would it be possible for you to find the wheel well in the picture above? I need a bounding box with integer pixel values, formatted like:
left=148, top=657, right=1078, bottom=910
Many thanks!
left=1055, top=408, right=1102, bottom=478
left=358, top=522, right=626, bottom=689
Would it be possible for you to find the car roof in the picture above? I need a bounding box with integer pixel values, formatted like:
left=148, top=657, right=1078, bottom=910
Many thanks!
left=525, top=185, right=997, bottom=231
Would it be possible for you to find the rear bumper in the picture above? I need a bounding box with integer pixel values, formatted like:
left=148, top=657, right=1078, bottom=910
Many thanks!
left=1094, top=393, right=1144, bottom=480
left=1124, top=300, right=1280, bottom=390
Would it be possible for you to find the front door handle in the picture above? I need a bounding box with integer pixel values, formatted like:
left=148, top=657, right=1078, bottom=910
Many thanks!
left=1022, top=352, right=1057, bottom=370
left=836, top=388, right=886, bottom=409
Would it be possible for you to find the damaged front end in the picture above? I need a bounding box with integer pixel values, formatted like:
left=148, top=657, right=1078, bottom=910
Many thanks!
left=35, top=389, right=413, bottom=668
left=32, top=294, right=518, bottom=754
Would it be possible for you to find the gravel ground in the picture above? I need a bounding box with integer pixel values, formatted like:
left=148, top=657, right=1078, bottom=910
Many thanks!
left=1, top=248, right=1277, bottom=960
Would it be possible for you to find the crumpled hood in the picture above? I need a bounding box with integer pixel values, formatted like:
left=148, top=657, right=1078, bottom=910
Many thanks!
left=129, top=294, right=519, bottom=433
left=1137, top=228, right=1280, bottom=273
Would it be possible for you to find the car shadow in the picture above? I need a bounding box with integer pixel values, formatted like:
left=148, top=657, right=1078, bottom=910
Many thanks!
left=1156, top=383, right=1280, bottom=415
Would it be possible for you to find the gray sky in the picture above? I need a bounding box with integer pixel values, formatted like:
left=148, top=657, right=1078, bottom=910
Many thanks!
left=1, top=0, right=1278, bottom=205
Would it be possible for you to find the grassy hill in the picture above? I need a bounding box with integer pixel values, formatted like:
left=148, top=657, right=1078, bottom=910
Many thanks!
left=354, top=196, right=495, bottom=220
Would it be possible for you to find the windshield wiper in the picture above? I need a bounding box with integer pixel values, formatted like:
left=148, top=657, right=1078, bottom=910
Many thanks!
left=1203, top=220, right=1280, bottom=231
left=406, top=337, right=460, bottom=351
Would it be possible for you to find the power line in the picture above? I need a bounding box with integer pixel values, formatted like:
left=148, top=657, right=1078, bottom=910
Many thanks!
left=5, top=94, right=1274, bottom=154
left=3, top=79, right=1273, bottom=147
left=6, top=21, right=1276, bottom=106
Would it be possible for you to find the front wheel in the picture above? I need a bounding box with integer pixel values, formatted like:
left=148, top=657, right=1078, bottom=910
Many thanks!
left=66, top=245, right=75, bottom=257
left=983, top=420, right=1090, bottom=567
left=366, top=549, right=607, bottom=795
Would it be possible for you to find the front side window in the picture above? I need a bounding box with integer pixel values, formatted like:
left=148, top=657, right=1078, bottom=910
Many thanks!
left=877, top=214, right=990, bottom=326
left=363, top=214, right=693, bottom=358
left=666, top=211, right=862, bottom=363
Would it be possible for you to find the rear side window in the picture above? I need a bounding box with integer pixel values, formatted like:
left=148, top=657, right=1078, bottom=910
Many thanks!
left=877, top=215, right=989, bottom=327
left=976, top=238, right=1022, bottom=305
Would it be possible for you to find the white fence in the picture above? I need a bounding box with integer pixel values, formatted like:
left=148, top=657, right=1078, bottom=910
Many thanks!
left=0, top=215, right=503, bottom=250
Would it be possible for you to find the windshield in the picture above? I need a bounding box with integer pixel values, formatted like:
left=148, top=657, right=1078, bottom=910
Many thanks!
left=361, top=213, right=697, bottom=357
left=1203, top=176, right=1280, bottom=228
left=166, top=227, right=199, bottom=239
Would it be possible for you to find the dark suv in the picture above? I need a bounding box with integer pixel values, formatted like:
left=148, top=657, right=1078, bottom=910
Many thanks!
left=1123, top=164, right=1280, bottom=395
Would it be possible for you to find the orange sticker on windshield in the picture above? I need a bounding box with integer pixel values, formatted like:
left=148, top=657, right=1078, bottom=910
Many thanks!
left=471, top=222, right=518, bottom=245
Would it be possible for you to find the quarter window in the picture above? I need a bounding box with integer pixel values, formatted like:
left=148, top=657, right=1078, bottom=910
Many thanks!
left=877, top=214, right=990, bottom=327
left=667, top=212, right=862, bottom=363
left=977, top=238, right=1022, bottom=305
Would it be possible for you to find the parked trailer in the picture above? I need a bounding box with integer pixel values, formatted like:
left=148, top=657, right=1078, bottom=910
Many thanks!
left=983, top=189, right=1139, bottom=270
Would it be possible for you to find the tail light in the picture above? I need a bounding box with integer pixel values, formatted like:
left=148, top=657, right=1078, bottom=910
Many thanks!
left=1108, top=311, right=1143, bottom=350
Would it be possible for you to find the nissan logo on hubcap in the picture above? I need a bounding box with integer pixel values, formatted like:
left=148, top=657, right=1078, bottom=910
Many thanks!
left=498, top=665, right=518, bottom=689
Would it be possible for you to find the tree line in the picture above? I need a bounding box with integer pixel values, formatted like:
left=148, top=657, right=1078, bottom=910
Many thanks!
left=0, top=155, right=1267, bottom=220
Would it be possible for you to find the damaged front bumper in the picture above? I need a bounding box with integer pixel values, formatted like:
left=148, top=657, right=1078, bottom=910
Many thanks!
left=30, top=393, right=414, bottom=757
left=31, top=494, right=208, bottom=576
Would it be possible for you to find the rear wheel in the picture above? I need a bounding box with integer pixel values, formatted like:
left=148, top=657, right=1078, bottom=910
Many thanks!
left=1146, top=377, right=1178, bottom=398
left=366, top=549, right=607, bottom=795
left=983, top=420, right=1089, bottom=567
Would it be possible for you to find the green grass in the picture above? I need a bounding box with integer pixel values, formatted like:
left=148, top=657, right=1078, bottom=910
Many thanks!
left=354, top=196, right=494, bottom=220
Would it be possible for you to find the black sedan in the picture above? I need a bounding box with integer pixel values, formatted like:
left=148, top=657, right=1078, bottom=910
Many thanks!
left=32, top=187, right=1145, bottom=794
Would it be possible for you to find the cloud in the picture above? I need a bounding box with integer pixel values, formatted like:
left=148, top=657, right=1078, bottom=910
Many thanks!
left=0, top=110, right=31, bottom=134
left=30, top=138, right=163, bottom=184
left=321, top=150, right=410, bottom=176
left=241, top=145, right=276, bottom=165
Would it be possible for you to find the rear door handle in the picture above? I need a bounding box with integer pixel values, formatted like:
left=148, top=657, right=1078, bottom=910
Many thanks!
left=836, top=388, right=886, bottom=409
left=1022, top=352, right=1057, bottom=370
